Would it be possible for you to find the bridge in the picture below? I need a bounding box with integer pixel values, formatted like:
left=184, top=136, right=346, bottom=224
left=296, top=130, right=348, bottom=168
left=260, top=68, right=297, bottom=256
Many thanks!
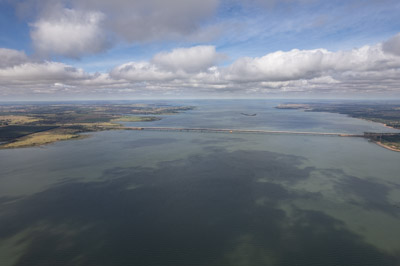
left=125, top=126, right=362, bottom=137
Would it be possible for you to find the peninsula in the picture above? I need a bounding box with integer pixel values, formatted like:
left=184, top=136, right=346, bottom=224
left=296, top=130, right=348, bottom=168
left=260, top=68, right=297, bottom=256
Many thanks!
left=0, top=103, right=193, bottom=149
left=276, top=102, right=400, bottom=151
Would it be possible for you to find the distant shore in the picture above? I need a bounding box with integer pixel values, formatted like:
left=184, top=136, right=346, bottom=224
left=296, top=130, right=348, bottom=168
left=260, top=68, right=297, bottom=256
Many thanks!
left=276, top=102, right=400, bottom=152
left=0, top=104, right=193, bottom=149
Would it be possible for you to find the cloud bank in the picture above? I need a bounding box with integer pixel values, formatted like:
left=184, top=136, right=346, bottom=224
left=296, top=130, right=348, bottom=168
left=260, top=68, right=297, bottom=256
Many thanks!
left=1, top=35, right=400, bottom=98
left=11, top=0, right=219, bottom=58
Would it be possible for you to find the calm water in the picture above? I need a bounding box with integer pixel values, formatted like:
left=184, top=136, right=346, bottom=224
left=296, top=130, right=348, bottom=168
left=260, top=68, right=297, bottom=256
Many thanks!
left=0, top=100, right=400, bottom=266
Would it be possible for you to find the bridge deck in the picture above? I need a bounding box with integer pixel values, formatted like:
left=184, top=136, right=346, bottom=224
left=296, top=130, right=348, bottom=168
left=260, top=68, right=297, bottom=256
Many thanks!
left=125, top=127, right=362, bottom=137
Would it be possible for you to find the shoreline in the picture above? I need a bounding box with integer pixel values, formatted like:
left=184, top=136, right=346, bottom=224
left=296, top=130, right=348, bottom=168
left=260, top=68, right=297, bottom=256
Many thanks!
left=382, top=123, right=398, bottom=130
left=347, top=117, right=400, bottom=152
left=0, top=132, right=87, bottom=149
left=356, top=117, right=399, bottom=131
left=0, top=104, right=195, bottom=150
left=374, top=141, right=400, bottom=152
left=288, top=105, right=400, bottom=152
left=0, top=116, right=164, bottom=150
left=1, top=105, right=399, bottom=150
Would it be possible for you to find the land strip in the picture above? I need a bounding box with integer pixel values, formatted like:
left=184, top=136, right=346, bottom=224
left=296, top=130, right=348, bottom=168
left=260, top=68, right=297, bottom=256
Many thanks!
left=276, top=102, right=400, bottom=151
left=0, top=103, right=193, bottom=149
left=126, top=126, right=354, bottom=136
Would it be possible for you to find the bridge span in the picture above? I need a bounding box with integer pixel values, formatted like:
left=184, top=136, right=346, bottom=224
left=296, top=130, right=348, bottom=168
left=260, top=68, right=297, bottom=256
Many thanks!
left=125, top=126, right=362, bottom=137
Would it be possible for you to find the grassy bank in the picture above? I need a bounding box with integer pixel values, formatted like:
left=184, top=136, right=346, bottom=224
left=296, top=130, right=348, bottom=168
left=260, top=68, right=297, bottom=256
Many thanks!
left=1, top=129, right=82, bottom=149
left=0, top=103, right=192, bottom=149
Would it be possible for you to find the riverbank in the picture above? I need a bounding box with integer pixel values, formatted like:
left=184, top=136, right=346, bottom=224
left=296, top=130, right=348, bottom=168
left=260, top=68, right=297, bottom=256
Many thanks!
left=0, top=129, right=85, bottom=149
left=1, top=121, right=136, bottom=149
left=276, top=102, right=400, bottom=152
left=374, top=141, right=400, bottom=152
left=0, top=103, right=194, bottom=149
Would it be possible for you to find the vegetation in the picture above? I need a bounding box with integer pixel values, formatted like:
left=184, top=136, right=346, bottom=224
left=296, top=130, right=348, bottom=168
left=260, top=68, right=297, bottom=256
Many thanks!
left=277, top=102, right=400, bottom=151
left=275, top=104, right=311, bottom=110
left=1, top=129, right=81, bottom=149
left=112, top=116, right=161, bottom=122
left=364, top=133, right=400, bottom=152
left=0, top=115, right=41, bottom=125
left=276, top=103, right=400, bottom=129
left=379, top=135, right=400, bottom=151
left=0, top=103, right=192, bottom=149
left=0, top=125, right=58, bottom=141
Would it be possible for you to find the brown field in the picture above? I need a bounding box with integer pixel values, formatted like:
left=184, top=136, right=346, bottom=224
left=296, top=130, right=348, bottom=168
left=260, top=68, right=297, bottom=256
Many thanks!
left=0, top=115, right=41, bottom=125
left=1, top=129, right=81, bottom=149
left=112, top=116, right=160, bottom=122
left=0, top=103, right=193, bottom=148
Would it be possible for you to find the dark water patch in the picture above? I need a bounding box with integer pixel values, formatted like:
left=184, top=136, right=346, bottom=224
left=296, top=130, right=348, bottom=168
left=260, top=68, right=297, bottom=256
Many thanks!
left=0, top=196, right=22, bottom=206
left=277, top=210, right=397, bottom=266
left=222, top=150, right=313, bottom=184
left=219, top=209, right=398, bottom=266
left=191, top=136, right=246, bottom=145
left=1, top=173, right=253, bottom=265
left=0, top=149, right=398, bottom=266
left=322, top=169, right=400, bottom=216
left=202, top=145, right=227, bottom=153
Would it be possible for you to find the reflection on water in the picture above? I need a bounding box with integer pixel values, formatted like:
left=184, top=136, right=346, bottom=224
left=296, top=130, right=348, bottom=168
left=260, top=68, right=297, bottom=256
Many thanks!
left=0, top=100, right=399, bottom=266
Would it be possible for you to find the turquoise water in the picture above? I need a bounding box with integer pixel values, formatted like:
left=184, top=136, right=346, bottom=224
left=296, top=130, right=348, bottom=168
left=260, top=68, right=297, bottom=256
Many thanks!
left=0, top=100, right=399, bottom=266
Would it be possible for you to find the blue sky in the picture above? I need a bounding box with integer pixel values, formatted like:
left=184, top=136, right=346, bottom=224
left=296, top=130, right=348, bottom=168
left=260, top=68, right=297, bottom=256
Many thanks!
left=0, top=0, right=400, bottom=99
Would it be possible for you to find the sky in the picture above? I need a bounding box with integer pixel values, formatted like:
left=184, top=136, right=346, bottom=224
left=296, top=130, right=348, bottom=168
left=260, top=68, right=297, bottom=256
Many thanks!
left=0, top=0, right=400, bottom=100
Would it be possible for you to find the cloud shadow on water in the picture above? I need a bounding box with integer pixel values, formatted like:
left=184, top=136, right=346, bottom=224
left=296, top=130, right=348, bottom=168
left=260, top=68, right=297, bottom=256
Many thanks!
left=322, top=169, right=400, bottom=217
left=0, top=149, right=398, bottom=266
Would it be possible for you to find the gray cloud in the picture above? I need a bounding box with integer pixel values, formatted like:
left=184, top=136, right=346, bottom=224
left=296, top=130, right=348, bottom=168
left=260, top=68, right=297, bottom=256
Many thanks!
left=10, top=0, right=219, bottom=58
left=30, top=8, right=110, bottom=58
left=7, top=0, right=400, bottom=62
left=0, top=62, right=89, bottom=86
left=382, top=33, right=400, bottom=56
left=0, top=48, right=29, bottom=68
left=71, top=0, right=219, bottom=42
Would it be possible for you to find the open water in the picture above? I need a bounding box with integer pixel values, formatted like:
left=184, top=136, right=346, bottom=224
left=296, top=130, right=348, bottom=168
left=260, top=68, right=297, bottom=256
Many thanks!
left=0, top=100, right=399, bottom=266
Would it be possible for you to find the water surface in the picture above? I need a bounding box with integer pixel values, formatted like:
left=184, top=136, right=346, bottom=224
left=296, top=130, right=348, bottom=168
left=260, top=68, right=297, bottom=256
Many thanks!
left=0, top=100, right=399, bottom=266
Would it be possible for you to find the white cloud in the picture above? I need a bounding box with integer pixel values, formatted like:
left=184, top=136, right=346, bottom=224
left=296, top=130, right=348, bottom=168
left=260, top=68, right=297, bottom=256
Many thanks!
left=30, top=8, right=109, bottom=58
left=223, top=45, right=400, bottom=82
left=0, top=61, right=88, bottom=85
left=224, top=49, right=328, bottom=82
left=111, top=46, right=224, bottom=81
left=107, top=39, right=400, bottom=96
left=1, top=34, right=400, bottom=98
left=152, top=46, right=223, bottom=73
left=110, top=62, right=181, bottom=82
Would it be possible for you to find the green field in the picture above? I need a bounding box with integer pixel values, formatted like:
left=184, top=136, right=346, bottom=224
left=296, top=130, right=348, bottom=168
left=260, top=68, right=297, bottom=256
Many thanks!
left=0, top=103, right=192, bottom=148
left=0, top=125, right=58, bottom=141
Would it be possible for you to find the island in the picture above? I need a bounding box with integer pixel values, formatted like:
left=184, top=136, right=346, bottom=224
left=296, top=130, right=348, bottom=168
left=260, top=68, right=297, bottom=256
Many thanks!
left=0, top=103, right=193, bottom=149
left=276, top=102, right=400, bottom=151
left=240, top=113, right=257, bottom=116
